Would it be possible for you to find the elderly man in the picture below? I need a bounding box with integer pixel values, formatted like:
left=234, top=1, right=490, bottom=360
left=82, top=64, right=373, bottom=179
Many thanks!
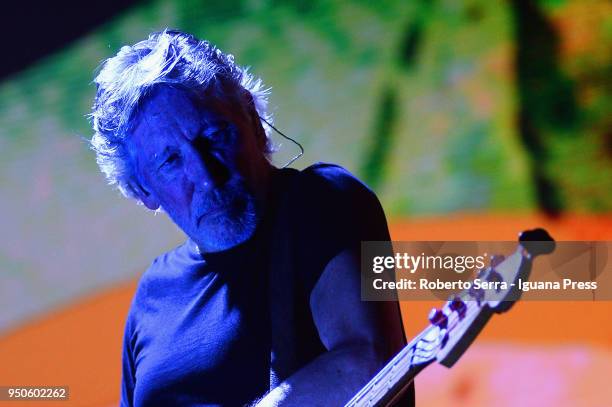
left=90, top=30, right=413, bottom=406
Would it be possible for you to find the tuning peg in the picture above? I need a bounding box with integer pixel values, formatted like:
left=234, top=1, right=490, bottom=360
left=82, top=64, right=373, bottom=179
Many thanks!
left=429, top=308, right=448, bottom=329
left=449, top=297, right=467, bottom=318
left=490, top=254, right=505, bottom=268
left=468, top=285, right=485, bottom=305
left=486, top=270, right=504, bottom=292
left=519, top=228, right=556, bottom=256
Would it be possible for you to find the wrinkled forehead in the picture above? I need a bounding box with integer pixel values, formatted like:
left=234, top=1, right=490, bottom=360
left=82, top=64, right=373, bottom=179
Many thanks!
left=130, top=84, right=246, bottom=140
left=131, top=86, right=202, bottom=140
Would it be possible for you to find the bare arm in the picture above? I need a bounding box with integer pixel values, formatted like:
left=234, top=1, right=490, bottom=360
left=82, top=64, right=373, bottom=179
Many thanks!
left=256, top=248, right=405, bottom=406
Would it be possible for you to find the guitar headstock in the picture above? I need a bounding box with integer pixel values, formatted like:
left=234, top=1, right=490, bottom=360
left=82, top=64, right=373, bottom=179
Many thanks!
left=429, top=228, right=555, bottom=367
left=345, top=230, right=558, bottom=406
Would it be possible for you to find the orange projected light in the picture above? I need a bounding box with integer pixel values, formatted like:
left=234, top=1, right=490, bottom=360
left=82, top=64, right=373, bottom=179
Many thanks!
left=0, top=214, right=610, bottom=406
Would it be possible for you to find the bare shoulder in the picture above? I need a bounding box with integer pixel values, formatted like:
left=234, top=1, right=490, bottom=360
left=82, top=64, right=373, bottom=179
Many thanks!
left=310, top=248, right=405, bottom=356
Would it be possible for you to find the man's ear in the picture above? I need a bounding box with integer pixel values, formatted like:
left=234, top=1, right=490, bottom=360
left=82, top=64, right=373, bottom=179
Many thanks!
left=249, top=107, right=267, bottom=151
left=240, top=90, right=267, bottom=150
left=130, top=181, right=160, bottom=211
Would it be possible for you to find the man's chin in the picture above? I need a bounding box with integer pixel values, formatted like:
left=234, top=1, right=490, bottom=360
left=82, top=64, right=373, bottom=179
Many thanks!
left=193, top=217, right=258, bottom=253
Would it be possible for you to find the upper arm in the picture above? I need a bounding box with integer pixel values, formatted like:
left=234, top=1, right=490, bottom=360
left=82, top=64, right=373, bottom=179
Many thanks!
left=120, top=313, right=137, bottom=407
left=293, top=164, right=405, bottom=361
left=309, top=247, right=405, bottom=360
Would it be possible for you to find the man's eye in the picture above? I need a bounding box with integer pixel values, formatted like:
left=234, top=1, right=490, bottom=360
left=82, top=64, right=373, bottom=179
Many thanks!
left=202, top=124, right=232, bottom=147
left=208, top=132, right=226, bottom=149
left=160, top=153, right=181, bottom=170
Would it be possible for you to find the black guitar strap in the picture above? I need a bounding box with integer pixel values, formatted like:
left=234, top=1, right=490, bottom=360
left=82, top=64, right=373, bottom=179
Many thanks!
left=268, top=167, right=300, bottom=390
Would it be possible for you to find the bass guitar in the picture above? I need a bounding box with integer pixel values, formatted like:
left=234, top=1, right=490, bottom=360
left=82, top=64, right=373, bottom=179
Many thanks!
left=345, top=228, right=555, bottom=407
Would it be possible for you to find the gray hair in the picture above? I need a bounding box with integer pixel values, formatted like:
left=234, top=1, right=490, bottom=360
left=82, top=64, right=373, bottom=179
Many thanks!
left=90, top=29, right=273, bottom=200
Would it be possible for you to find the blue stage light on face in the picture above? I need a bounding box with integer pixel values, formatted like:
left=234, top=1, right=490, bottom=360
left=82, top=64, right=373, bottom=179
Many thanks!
left=126, top=86, right=268, bottom=253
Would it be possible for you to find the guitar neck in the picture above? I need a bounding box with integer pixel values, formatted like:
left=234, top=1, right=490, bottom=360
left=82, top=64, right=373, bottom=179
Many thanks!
left=344, top=326, right=437, bottom=407
left=345, top=296, right=491, bottom=407
left=345, top=229, right=554, bottom=406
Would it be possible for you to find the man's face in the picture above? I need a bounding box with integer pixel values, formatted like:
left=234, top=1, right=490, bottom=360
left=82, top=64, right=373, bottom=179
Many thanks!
left=126, top=86, right=271, bottom=253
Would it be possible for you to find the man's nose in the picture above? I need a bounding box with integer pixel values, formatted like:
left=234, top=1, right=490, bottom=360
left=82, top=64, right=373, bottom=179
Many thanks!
left=185, top=139, right=229, bottom=189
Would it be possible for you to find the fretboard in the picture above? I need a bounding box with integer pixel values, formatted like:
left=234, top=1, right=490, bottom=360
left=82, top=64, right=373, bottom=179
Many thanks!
left=344, top=295, right=487, bottom=407
left=343, top=325, right=439, bottom=407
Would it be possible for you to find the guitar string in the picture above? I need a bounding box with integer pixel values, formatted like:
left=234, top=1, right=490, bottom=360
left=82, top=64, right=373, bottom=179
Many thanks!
left=351, top=299, right=487, bottom=406
left=354, top=255, right=528, bottom=406
left=351, top=260, right=520, bottom=404
left=349, top=306, right=481, bottom=406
